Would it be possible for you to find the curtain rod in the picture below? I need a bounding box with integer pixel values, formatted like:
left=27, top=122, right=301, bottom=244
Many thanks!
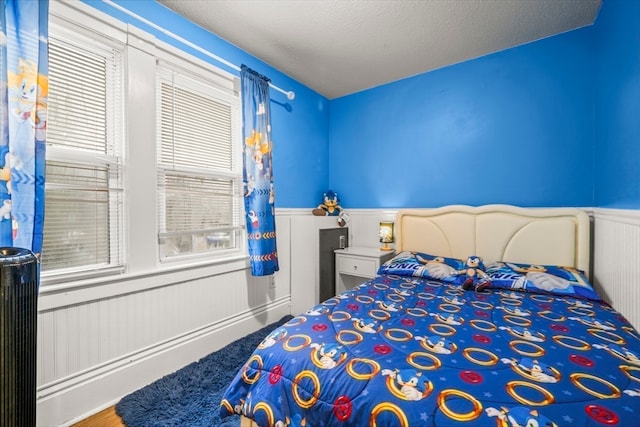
left=101, top=0, right=296, bottom=100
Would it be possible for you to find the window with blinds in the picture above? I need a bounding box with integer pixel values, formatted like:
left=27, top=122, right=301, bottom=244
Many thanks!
left=41, top=29, right=124, bottom=277
left=156, top=65, right=243, bottom=260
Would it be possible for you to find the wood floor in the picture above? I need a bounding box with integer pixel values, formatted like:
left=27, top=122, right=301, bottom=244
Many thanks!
left=72, top=405, right=254, bottom=426
left=72, top=406, right=124, bottom=427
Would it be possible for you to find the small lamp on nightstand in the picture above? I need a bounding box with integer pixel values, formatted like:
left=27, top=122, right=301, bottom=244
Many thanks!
left=379, top=221, right=394, bottom=251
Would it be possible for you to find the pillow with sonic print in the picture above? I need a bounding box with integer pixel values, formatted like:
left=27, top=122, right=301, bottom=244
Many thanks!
left=484, top=260, right=601, bottom=301
left=377, top=251, right=466, bottom=284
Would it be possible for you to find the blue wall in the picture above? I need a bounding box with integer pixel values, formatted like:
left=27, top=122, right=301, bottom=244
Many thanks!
left=86, top=1, right=639, bottom=210
left=329, top=27, right=595, bottom=209
left=84, top=0, right=330, bottom=209
left=593, top=0, right=640, bottom=209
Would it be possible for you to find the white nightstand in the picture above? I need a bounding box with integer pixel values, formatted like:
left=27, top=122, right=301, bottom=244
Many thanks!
left=334, top=247, right=395, bottom=294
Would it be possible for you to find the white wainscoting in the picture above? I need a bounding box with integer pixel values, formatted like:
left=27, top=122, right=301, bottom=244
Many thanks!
left=342, top=209, right=398, bottom=249
left=34, top=207, right=640, bottom=426
left=289, top=214, right=349, bottom=313
left=37, top=216, right=294, bottom=426
left=592, top=208, right=640, bottom=331
left=35, top=211, right=346, bottom=426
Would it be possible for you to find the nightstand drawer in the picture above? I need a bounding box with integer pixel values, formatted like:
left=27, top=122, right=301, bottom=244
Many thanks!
left=337, top=256, right=377, bottom=278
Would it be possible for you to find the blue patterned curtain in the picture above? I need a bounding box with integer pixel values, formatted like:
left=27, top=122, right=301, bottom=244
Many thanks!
left=0, top=0, right=48, bottom=254
left=241, top=65, right=278, bottom=276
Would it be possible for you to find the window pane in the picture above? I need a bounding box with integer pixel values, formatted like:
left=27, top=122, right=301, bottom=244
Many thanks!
left=157, top=64, right=242, bottom=261
left=41, top=162, right=111, bottom=269
left=47, top=36, right=110, bottom=154
left=159, top=80, right=233, bottom=171
left=164, top=173, right=234, bottom=231
left=41, top=26, right=123, bottom=278
left=158, top=230, right=242, bottom=259
left=158, top=171, right=241, bottom=257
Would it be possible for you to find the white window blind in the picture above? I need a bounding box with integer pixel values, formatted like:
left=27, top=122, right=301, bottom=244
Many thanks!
left=41, top=29, right=124, bottom=277
left=156, top=64, right=243, bottom=260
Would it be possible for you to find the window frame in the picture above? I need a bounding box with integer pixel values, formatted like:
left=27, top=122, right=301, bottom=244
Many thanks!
left=41, top=5, right=127, bottom=284
left=41, top=1, right=247, bottom=289
left=155, top=55, right=244, bottom=263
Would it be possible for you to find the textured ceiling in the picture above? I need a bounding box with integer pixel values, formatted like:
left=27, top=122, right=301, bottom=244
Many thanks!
left=157, top=0, right=601, bottom=99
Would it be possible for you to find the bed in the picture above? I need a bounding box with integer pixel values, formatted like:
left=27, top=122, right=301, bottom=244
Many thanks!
left=220, top=204, right=640, bottom=427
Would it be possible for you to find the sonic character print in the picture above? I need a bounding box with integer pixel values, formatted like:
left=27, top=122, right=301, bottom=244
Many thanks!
left=458, top=256, right=491, bottom=292
left=312, top=190, right=343, bottom=216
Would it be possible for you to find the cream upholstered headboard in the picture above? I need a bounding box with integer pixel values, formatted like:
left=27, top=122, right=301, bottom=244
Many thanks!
left=395, top=204, right=591, bottom=278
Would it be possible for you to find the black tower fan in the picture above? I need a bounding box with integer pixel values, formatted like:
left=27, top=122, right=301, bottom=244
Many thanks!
left=0, top=247, right=39, bottom=427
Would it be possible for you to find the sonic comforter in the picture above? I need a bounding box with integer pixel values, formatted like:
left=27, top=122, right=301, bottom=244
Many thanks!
left=220, top=273, right=640, bottom=427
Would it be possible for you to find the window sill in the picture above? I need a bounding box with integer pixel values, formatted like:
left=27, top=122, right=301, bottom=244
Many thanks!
left=38, top=254, right=250, bottom=311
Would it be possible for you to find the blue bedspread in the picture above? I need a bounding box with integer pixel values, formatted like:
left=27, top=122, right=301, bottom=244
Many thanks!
left=221, top=274, right=640, bottom=426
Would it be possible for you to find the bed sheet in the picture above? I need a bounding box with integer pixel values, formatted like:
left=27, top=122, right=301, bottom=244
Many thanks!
left=220, top=274, right=640, bottom=427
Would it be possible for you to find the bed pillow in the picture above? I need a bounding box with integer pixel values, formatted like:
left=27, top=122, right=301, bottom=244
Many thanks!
left=485, top=260, right=601, bottom=301
left=377, top=251, right=466, bottom=283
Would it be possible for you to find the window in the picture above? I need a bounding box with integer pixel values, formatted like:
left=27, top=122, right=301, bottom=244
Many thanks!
left=156, top=63, right=243, bottom=260
left=41, top=1, right=245, bottom=285
left=41, top=20, right=124, bottom=279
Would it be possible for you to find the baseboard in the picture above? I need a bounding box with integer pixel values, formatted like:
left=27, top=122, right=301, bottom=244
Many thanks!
left=37, top=300, right=291, bottom=427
